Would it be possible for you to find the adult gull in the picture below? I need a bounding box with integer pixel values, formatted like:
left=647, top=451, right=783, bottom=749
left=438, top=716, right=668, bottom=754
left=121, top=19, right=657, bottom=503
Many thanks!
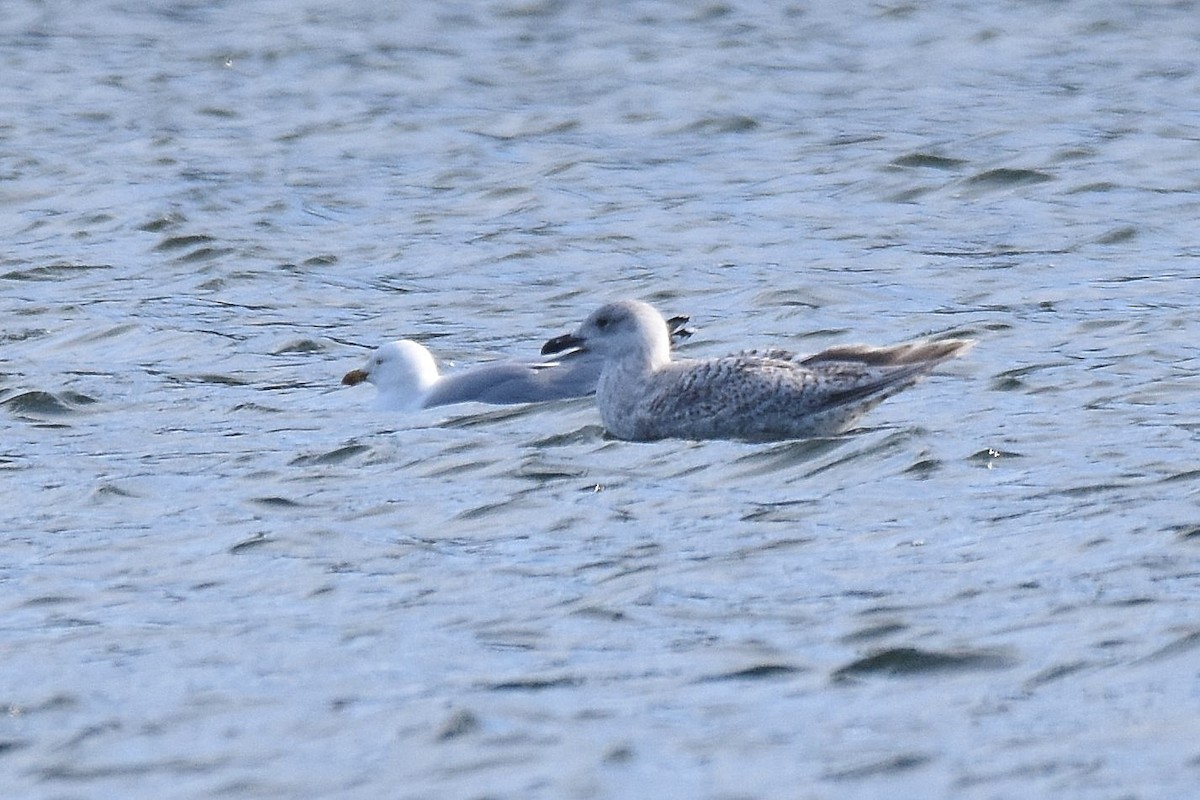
left=541, top=299, right=973, bottom=442
left=342, top=316, right=691, bottom=410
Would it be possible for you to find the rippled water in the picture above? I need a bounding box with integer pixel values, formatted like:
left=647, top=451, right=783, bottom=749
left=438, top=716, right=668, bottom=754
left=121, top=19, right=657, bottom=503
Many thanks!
left=4, top=1, right=1200, bottom=797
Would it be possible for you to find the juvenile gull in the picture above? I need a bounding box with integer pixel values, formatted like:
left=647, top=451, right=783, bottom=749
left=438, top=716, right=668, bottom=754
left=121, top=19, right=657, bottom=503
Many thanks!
left=541, top=299, right=973, bottom=442
left=342, top=317, right=691, bottom=410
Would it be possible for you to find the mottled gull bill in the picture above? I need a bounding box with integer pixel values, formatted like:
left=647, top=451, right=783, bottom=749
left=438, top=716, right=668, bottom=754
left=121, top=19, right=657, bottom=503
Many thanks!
left=541, top=299, right=973, bottom=442
left=342, top=316, right=692, bottom=411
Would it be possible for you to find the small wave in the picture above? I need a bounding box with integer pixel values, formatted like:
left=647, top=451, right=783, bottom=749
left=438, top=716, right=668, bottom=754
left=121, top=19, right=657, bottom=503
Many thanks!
left=1, top=390, right=98, bottom=418
left=832, top=646, right=1016, bottom=681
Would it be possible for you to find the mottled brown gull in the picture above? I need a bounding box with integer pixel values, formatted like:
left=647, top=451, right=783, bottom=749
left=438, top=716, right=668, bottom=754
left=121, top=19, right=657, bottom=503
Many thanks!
left=541, top=299, right=973, bottom=442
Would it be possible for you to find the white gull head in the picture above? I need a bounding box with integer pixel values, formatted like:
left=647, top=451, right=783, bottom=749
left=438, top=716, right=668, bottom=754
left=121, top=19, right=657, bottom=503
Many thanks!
left=342, top=340, right=440, bottom=411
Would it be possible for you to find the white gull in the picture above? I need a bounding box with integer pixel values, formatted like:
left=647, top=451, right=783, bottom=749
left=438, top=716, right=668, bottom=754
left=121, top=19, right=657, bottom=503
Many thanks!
left=540, top=299, right=974, bottom=442
left=342, top=316, right=691, bottom=410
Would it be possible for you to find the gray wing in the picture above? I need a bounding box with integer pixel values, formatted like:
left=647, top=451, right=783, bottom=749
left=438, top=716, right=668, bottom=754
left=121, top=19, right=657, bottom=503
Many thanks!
left=421, top=354, right=602, bottom=407
left=415, top=313, right=695, bottom=408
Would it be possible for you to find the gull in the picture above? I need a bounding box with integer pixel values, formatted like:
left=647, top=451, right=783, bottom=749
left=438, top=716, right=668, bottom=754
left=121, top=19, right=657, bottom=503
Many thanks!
left=540, top=299, right=973, bottom=442
left=342, top=316, right=691, bottom=411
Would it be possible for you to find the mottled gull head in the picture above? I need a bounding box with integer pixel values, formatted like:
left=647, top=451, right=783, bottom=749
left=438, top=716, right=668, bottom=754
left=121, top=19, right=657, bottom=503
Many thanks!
left=541, top=299, right=672, bottom=369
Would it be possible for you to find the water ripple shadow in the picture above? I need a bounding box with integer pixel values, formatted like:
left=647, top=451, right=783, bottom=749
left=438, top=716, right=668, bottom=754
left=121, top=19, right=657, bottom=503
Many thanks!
left=1134, top=628, right=1200, bottom=665
left=698, top=662, right=807, bottom=682
left=832, top=646, right=1017, bottom=682
left=435, top=709, right=480, bottom=741
left=824, top=752, right=933, bottom=781
left=482, top=674, right=583, bottom=692
left=1, top=262, right=112, bottom=281
left=289, top=443, right=370, bottom=466
left=731, top=436, right=849, bottom=477
left=1, top=389, right=98, bottom=419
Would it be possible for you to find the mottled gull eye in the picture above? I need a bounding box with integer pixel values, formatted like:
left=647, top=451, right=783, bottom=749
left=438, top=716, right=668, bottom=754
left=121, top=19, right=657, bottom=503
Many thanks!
left=595, top=316, right=610, bottom=330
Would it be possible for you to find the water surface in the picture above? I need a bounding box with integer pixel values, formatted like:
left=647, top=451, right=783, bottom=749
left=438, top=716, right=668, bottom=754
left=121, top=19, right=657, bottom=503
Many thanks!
left=3, top=1, right=1199, bottom=798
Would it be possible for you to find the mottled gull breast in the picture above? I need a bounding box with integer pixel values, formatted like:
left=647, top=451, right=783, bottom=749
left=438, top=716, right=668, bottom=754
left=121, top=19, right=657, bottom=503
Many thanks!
left=342, top=317, right=692, bottom=411
left=541, top=299, right=973, bottom=442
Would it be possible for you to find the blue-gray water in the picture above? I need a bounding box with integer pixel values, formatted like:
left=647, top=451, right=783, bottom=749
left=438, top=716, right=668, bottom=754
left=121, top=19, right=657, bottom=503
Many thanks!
left=3, top=1, right=1199, bottom=798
